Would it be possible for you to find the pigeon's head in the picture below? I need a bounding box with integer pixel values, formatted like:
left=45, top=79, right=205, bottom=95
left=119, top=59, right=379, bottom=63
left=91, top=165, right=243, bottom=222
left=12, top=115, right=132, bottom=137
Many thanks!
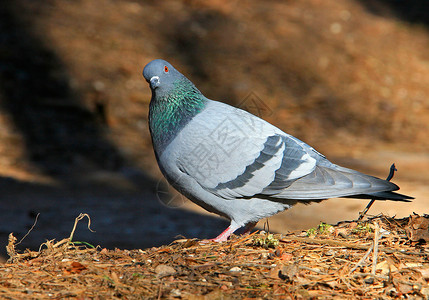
left=143, top=59, right=190, bottom=99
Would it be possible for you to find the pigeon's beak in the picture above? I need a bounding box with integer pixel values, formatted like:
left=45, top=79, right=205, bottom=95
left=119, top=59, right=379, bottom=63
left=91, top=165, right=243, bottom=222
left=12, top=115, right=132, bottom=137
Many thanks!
left=149, top=76, right=160, bottom=89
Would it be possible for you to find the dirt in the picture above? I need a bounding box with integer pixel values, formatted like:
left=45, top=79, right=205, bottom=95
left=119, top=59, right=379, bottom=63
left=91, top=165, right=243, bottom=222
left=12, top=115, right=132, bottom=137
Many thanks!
left=2, top=215, right=429, bottom=299
left=0, top=0, right=428, bottom=297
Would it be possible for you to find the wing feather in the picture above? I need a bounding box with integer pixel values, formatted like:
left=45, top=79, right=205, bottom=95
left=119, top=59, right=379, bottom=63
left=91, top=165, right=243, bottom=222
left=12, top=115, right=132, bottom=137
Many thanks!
left=172, top=101, right=400, bottom=202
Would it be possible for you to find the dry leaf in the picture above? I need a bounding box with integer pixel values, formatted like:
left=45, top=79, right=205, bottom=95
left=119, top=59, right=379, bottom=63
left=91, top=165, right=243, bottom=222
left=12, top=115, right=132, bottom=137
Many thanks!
left=67, top=261, right=87, bottom=274
left=416, top=267, right=429, bottom=280
left=280, top=252, right=293, bottom=261
left=278, top=264, right=298, bottom=281
left=395, top=282, right=413, bottom=294
left=406, top=215, right=429, bottom=242
left=376, top=260, right=398, bottom=275
left=110, top=271, right=120, bottom=284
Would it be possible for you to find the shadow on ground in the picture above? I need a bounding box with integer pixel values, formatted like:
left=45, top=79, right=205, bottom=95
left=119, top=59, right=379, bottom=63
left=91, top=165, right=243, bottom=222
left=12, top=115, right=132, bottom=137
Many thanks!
left=0, top=1, right=123, bottom=176
left=0, top=2, right=229, bottom=260
left=0, top=176, right=229, bottom=261
left=359, top=0, right=429, bottom=27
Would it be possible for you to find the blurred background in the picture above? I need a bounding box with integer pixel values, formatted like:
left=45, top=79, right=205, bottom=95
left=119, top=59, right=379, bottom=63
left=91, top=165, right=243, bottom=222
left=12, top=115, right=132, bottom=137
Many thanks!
left=0, top=0, right=428, bottom=259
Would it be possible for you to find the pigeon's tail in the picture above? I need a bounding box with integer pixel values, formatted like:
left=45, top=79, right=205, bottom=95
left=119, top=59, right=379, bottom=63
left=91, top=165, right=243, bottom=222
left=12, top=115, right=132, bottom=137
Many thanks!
left=355, top=191, right=414, bottom=202
left=271, top=165, right=414, bottom=201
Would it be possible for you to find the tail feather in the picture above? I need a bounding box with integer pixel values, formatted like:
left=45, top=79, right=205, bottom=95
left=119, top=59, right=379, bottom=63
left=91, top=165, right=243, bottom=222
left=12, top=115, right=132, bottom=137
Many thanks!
left=271, top=165, right=414, bottom=202
left=365, top=190, right=414, bottom=201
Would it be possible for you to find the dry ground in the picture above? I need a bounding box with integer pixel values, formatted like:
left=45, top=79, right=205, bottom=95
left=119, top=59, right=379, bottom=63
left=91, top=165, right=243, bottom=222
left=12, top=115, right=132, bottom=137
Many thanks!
left=1, top=214, right=429, bottom=299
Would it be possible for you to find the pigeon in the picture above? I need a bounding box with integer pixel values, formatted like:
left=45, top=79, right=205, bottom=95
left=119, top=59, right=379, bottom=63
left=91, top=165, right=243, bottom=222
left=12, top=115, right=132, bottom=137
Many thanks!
left=142, top=59, right=413, bottom=242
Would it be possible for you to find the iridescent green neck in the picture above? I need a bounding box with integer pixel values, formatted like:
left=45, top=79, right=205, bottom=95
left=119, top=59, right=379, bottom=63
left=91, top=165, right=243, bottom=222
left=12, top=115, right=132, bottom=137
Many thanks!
left=149, top=79, right=207, bottom=156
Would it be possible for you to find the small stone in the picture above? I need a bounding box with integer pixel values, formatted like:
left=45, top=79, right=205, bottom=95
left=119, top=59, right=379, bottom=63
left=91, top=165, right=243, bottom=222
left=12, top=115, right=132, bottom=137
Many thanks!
left=155, top=264, right=176, bottom=278
left=170, top=289, right=181, bottom=298
left=229, top=267, right=242, bottom=272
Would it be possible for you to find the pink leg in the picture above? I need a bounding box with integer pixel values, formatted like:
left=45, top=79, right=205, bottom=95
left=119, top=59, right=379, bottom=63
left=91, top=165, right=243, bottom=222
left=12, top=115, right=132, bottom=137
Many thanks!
left=210, top=226, right=236, bottom=242
left=208, top=222, right=257, bottom=242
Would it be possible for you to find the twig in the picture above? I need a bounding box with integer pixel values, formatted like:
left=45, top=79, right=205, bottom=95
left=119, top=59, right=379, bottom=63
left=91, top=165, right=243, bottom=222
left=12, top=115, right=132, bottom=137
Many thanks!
left=157, top=280, right=163, bottom=300
left=228, top=230, right=259, bottom=248
left=358, top=164, right=396, bottom=221
left=352, top=273, right=389, bottom=280
left=53, top=239, right=70, bottom=248
left=371, top=221, right=381, bottom=275
left=349, top=242, right=374, bottom=274
left=263, top=219, right=270, bottom=233
left=69, top=213, right=95, bottom=242
left=171, top=280, right=218, bottom=287
left=17, top=213, right=40, bottom=245
left=280, top=236, right=426, bottom=256
left=37, top=214, right=96, bottom=252
left=299, top=266, right=327, bottom=275
left=340, top=277, right=354, bottom=295
left=280, top=236, right=371, bottom=250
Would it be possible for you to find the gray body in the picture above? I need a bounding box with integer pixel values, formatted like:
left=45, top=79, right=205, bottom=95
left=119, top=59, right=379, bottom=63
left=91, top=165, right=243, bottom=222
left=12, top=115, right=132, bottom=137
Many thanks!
left=143, top=59, right=412, bottom=239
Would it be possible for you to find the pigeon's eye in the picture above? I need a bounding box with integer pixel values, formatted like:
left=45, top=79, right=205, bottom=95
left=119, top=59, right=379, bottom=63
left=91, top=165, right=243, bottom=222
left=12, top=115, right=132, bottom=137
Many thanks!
left=164, top=66, right=169, bottom=73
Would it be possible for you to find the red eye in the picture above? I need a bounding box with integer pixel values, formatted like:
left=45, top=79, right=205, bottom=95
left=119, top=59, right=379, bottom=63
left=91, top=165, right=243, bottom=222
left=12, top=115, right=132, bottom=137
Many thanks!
left=164, top=66, right=169, bottom=73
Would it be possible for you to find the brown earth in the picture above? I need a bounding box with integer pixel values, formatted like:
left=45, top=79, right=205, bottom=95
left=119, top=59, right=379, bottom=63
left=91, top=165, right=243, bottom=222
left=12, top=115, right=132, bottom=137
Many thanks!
left=2, top=215, right=429, bottom=299
left=0, top=0, right=428, bottom=297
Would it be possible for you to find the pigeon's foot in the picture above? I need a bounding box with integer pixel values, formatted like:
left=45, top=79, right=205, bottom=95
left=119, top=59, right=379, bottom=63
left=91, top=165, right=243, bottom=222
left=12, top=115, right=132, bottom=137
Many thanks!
left=207, top=222, right=258, bottom=242
left=198, top=226, right=235, bottom=244
left=210, top=226, right=235, bottom=242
